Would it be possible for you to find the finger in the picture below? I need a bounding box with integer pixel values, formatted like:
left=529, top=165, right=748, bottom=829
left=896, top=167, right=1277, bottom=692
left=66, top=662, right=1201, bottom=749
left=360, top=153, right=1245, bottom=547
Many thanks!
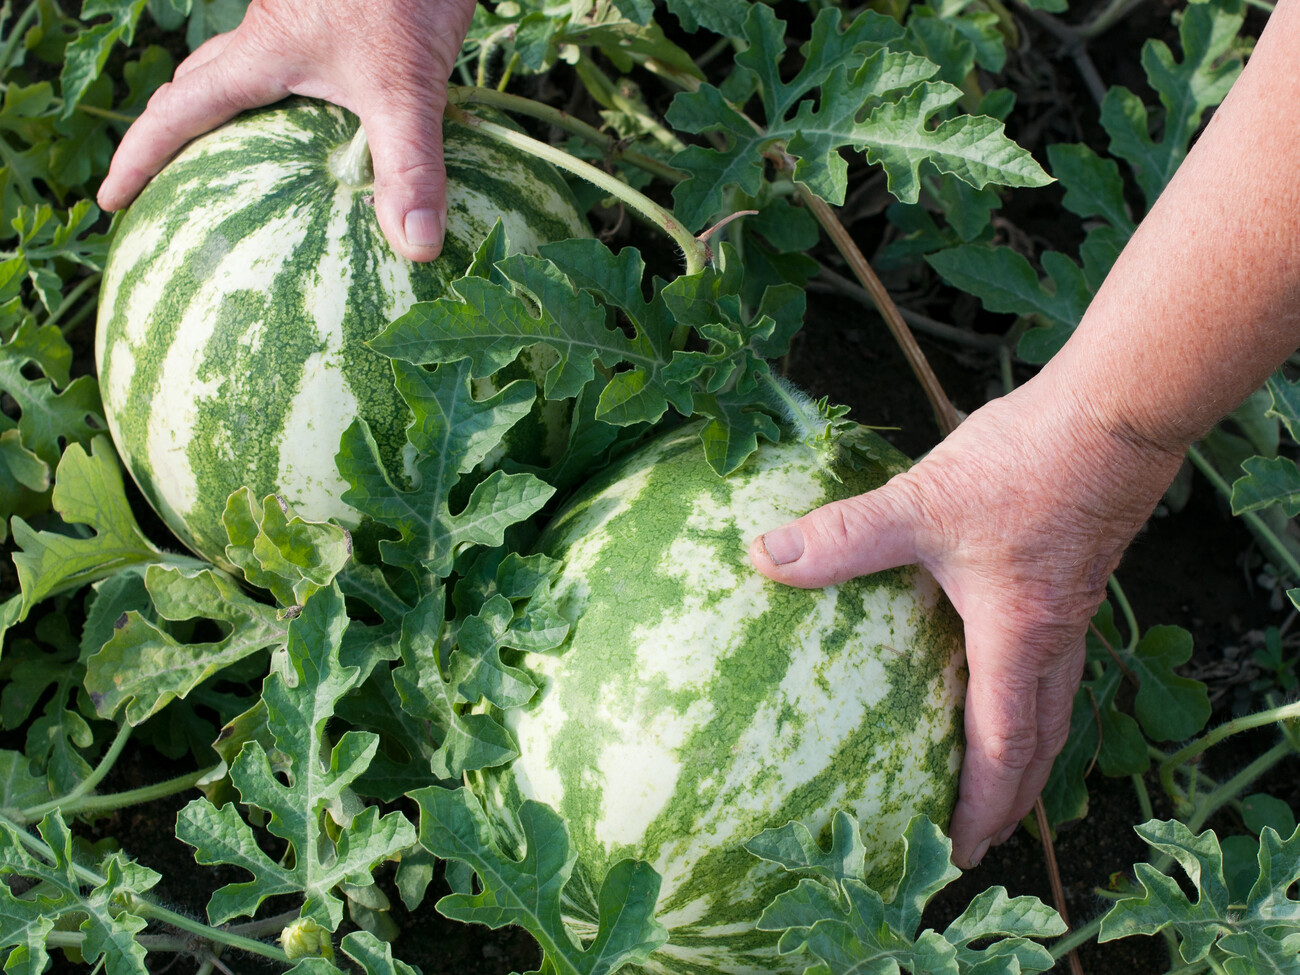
left=355, top=80, right=449, bottom=262
left=97, top=48, right=290, bottom=211
left=946, top=615, right=1084, bottom=867
left=748, top=478, right=924, bottom=588
left=946, top=645, right=1037, bottom=868
left=172, top=30, right=235, bottom=80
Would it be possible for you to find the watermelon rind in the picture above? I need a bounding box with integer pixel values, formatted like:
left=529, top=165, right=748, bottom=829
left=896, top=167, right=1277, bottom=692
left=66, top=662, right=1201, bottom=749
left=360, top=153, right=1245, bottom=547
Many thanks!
left=474, top=422, right=967, bottom=975
left=95, top=98, right=589, bottom=567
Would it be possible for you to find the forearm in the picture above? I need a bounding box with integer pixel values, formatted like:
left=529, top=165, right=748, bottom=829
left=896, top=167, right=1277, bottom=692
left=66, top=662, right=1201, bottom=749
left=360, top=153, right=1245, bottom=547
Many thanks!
left=1040, top=0, right=1300, bottom=452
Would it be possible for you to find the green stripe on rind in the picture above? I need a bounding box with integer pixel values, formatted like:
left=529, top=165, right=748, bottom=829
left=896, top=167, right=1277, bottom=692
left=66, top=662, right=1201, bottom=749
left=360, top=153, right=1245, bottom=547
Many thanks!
left=473, top=423, right=966, bottom=975
left=95, top=99, right=589, bottom=566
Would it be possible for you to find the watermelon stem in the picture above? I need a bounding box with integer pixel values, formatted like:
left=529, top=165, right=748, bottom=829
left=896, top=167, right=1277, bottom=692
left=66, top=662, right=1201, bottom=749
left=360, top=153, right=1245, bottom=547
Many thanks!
left=760, top=372, right=852, bottom=457
left=447, top=85, right=685, bottom=185
left=329, top=125, right=375, bottom=188
left=445, top=104, right=708, bottom=275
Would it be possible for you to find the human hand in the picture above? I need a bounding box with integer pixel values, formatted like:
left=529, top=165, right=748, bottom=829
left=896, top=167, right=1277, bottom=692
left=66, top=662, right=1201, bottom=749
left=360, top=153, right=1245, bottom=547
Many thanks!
left=748, top=378, right=1186, bottom=868
left=96, top=0, right=477, bottom=261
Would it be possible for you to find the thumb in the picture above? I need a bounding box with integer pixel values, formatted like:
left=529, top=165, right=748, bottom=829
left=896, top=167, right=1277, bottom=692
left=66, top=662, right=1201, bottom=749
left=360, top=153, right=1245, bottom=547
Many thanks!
left=356, top=84, right=450, bottom=263
left=748, top=481, right=924, bottom=588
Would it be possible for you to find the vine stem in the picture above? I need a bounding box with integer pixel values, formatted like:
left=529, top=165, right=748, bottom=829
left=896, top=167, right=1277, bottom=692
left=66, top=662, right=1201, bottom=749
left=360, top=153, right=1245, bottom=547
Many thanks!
left=0, top=2, right=40, bottom=70
left=0, top=812, right=290, bottom=965
left=21, top=766, right=216, bottom=823
left=444, top=104, right=707, bottom=275
left=19, top=722, right=133, bottom=822
left=797, top=187, right=961, bottom=436
left=1185, top=738, right=1298, bottom=834
left=445, top=85, right=686, bottom=183
left=1051, top=915, right=1101, bottom=960
left=1033, top=798, right=1084, bottom=975
left=810, top=264, right=1005, bottom=353
left=1187, top=444, right=1300, bottom=581
left=1157, top=701, right=1300, bottom=803
left=1106, top=575, right=1141, bottom=651
left=0, top=82, right=139, bottom=124
left=44, top=273, right=101, bottom=331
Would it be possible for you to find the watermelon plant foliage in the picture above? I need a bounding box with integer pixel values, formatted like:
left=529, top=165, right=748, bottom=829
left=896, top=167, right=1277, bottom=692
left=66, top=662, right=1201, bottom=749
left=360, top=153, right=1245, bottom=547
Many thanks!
left=1, top=1, right=1299, bottom=974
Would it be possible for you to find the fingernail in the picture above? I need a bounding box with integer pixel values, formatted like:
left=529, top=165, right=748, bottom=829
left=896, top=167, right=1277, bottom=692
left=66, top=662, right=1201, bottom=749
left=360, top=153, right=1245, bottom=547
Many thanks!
left=968, top=837, right=991, bottom=868
left=404, top=208, right=443, bottom=249
left=761, top=525, right=805, bottom=565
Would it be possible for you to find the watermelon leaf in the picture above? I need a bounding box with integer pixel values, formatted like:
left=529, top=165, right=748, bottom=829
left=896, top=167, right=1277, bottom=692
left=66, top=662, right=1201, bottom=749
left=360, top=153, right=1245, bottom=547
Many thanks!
left=0, top=612, right=97, bottom=796
left=924, top=2, right=1246, bottom=365
left=1124, top=626, right=1211, bottom=743
left=665, top=5, right=1048, bottom=231
left=0, top=813, right=159, bottom=975
left=60, top=0, right=149, bottom=116
left=337, top=359, right=555, bottom=578
left=1100, top=819, right=1300, bottom=970
left=82, top=564, right=288, bottom=725
left=375, top=236, right=796, bottom=475
left=0, top=316, right=102, bottom=466
left=413, top=786, right=669, bottom=975
left=1099, top=1, right=1243, bottom=206
left=391, top=591, right=521, bottom=779
left=1231, top=456, right=1300, bottom=518
left=221, top=489, right=353, bottom=613
left=176, top=584, right=415, bottom=929
left=9, top=438, right=180, bottom=621
left=752, top=814, right=1064, bottom=973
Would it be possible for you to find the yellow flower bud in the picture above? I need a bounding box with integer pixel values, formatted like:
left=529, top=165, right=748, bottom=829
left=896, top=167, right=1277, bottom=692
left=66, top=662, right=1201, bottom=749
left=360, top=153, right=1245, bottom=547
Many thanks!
left=279, top=917, right=335, bottom=960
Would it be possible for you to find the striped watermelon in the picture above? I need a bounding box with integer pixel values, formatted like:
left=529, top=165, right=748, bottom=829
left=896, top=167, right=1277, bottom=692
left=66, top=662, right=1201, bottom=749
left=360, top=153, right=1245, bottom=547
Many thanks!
left=95, top=98, right=589, bottom=567
left=474, top=422, right=967, bottom=975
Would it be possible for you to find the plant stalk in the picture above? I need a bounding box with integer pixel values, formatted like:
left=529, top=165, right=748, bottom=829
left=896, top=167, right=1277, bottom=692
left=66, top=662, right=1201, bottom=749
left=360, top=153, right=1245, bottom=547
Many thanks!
left=21, top=766, right=215, bottom=823
left=1051, top=915, right=1101, bottom=959
left=1187, top=444, right=1300, bottom=582
left=1158, top=701, right=1300, bottom=806
left=1106, top=576, right=1141, bottom=651
left=44, top=273, right=101, bottom=331
left=445, top=104, right=707, bottom=274
left=798, top=187, right=962, bottom=437
left=329, top=125, right=375, bottom=188
left=0, top=812, right=291, bottom=965
left=446, top=86, right=686, bottom=183
left=19, top=722, right=133, bottom=822
left=0, top=2, right=41, bottom=72
left=1186, top=738, right=1297, bottom=834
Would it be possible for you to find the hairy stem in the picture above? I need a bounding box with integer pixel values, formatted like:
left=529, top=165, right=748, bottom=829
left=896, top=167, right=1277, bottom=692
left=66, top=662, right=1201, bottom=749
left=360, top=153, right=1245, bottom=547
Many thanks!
left=19, top=722, right=133, bottom=822
left=1050, top=915, right=1101, bottom=959
left=798, top=187, right=961, bottom=436
left=1106, top=575, right=1142, bottom=651
left=445, top=86, right=685, bottom=183
left=445, top=104, right=707, bottom=274
left=1158, top=700, right=1300, bottom=802
left=1188, top=444, right=1300, bottom=581
left=45, top=273, right=102, bottom=332
left=25, top=766, right=214, bottom=823
left=0, top=2, right=41, bottom=72
left=0, top=812, right=291, bottom=964
left=1186, top=738, right=1297, bottom=834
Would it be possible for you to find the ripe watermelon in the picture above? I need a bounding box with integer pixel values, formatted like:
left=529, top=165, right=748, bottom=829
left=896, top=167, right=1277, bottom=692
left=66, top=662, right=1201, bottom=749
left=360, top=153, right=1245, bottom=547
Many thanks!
left=474, top=422, right=967, bottom=975
left=95, top=98, right=589, bottom=567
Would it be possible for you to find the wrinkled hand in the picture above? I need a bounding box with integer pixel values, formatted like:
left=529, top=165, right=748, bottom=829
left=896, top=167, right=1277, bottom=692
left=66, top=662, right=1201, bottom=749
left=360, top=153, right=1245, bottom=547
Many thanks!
left=749, top=377, right=1186, bottom=868
left=97, top=0, right=477, bottom=261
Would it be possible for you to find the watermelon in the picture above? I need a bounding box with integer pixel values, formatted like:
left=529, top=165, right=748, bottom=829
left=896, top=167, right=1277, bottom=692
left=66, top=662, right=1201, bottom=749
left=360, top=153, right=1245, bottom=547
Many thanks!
left=95, top=98, right=589, bottom=567
left=474, top=422, right=967, bottom=975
